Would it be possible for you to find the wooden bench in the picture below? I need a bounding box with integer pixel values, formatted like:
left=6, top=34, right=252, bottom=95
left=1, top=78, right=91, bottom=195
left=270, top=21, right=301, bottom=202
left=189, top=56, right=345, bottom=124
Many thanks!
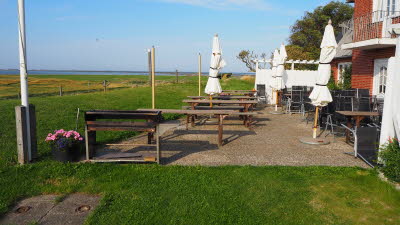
left=85, top=110, right=162, bottom=164
left=222, top=90, right=257, bottom=96
left=187, top=96, right=257, bottom=100
left=182, top=105, right=245, bottom=111
left=138, top=109, right=260, bottom=147
left=182, top=99, right=257, bottom=113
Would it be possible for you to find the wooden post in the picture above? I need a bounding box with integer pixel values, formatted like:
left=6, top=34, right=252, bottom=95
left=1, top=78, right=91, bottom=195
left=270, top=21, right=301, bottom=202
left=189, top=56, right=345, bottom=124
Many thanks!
left=198, top=53, right=202, bottom=96
left=151, top=46, right=156, bottom=109
left=175, top=69, right=178, bottom=83
left=148, top=49, right=152, bottom=86
left=59, top=85, right=63, bottom=96
left=15, top=105, right=37, bottom=163
left=15, top=106, right=28, bottom=164
left=102, top=80, right=110, bottom=93
left=313, top=106, right=319, bottom=139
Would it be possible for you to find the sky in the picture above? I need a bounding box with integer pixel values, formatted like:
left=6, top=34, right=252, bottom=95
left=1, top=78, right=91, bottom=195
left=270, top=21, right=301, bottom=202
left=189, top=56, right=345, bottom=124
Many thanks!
left=0, top=0, right=338, bottom=72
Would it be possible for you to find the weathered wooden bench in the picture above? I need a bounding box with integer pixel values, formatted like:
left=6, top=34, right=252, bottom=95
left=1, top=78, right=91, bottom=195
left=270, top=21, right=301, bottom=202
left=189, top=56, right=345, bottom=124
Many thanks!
left=182, top=99, right=258, bottom=113
left=138, top=109, right=261, bottom=147
left=187, top=96, right=257, bottom=100
left=85, top=110, right=162, bottom=164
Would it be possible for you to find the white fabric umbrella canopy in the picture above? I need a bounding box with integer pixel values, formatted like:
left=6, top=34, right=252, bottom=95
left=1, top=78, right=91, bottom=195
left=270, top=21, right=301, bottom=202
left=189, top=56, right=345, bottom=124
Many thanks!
left=380, top=36, right=400, bottom=147
left=380, top=57, right=397, bottom=146
left=274, top=43, right=287, bottom=90
left=309, top=20, right=337, bottom=107
left=269, top=49, right=280, bottom=89
left=205, top=35, right=226, bottom=95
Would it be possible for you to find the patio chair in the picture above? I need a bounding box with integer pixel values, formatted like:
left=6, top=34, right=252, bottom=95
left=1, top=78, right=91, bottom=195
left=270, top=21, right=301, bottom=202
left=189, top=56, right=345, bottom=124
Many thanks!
left=352, top=97, right=371, bottom=112
left=256, top=84, right=267, bottom=104
left=341, top=125, right=379, bottom=168
left=287, top=90, right=304, bottom=115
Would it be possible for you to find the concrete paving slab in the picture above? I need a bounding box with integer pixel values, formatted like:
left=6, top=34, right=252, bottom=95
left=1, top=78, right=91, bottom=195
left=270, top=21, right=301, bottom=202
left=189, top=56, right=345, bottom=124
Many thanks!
left=0, top=194, right=100, bottom=225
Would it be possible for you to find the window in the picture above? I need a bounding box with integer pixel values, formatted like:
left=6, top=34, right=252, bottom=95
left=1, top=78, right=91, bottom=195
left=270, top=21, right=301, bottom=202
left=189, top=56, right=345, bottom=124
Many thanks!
left=374, top=0, right=399, bottom=17
left=373, top=58, right=389, bottom=96
left=378, top=66, right=387, bottom=94
left=337, top=62, right=352, bottom=84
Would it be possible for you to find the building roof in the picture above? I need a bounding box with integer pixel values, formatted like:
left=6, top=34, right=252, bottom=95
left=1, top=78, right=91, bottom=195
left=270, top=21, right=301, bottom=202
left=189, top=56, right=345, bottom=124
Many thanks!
left=334, top=32, right=353, bottom=59
left=346, top=0, right=354, bottom=3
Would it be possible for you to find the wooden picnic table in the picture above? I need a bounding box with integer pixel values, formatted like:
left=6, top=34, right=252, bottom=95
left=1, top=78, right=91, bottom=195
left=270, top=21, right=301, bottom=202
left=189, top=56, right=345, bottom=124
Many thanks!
left=85, top=110, right=162, bottom=163
left=182, top=99, right=257, bottom=113
left=336, top=111, right=380, bottom=143
left=138, top=109, right=260, bottom=147
left=187, top=95, right=257, bottom=100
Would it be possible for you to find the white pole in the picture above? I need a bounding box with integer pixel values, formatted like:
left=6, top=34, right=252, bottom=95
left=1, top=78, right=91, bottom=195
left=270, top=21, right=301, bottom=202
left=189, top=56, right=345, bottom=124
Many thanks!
left=18, top=0, right=32, bottom=161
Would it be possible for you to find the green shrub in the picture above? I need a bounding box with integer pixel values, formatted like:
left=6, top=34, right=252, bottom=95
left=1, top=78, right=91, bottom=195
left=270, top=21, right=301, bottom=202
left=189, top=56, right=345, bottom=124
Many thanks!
left=328, top=65, right=352, bottom=91
left=379, top=138, right=400, bottom=182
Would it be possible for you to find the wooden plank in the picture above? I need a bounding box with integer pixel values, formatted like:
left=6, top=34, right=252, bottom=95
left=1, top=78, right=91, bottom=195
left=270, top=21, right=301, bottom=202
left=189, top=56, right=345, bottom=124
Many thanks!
left=138, top=109, right=237, bottom=115
left=182, top=99, right=257, bottom=104
left=187, top=96, right=256, bottom=99
left=336, top=111, right=380, bottom=116
left=86, top=121, right=157, bottom=127
left=104, top=144, right=158, bottom=147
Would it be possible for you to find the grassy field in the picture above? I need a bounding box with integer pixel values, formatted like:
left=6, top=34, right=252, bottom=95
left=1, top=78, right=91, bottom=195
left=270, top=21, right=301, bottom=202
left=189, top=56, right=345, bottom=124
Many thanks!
left=1, top=75, right=400, bottom=224
left=0, top=74, right=198, bottom=99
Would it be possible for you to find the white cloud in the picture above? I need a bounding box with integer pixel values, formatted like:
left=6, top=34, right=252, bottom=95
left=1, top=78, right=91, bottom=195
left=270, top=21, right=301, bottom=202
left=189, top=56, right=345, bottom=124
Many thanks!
left=154, top=0, right=271, bottom=11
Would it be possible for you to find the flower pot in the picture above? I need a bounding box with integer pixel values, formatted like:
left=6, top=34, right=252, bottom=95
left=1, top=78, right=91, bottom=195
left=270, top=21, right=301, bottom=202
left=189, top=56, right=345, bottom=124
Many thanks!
left=52, top=147, right=81, bottom=162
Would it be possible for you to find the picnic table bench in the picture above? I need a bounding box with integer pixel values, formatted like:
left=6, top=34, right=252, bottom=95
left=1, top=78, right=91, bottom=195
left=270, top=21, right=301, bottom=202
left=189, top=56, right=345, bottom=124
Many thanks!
left=187, top=96, right=257, bottom=100
left=222, top=90, right=257, bottom=96
left=138, top=109, right=261, bottom=147
left=84, top=110, right=162, bottom=164
left=182, top=99, right=257, bottom=112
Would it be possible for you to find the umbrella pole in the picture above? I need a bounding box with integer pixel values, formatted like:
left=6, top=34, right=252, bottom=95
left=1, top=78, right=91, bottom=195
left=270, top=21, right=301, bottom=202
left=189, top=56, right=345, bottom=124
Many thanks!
left=209, top=95, right=213, bottom=108
left=198, top=53, right=201, bottom=96
left=313, top=106, right=319, bottom=139
left=275, top=90, right=279, bottom=111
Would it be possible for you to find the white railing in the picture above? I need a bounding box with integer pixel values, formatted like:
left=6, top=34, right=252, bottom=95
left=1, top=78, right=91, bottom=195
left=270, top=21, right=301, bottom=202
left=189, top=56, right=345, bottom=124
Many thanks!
left=340, top=10, right=400, bottom=43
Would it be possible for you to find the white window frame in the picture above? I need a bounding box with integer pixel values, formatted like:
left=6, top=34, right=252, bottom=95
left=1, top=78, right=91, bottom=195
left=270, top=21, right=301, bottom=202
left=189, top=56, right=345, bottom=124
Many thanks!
left=373, top=0, right=400, bottom=21
left=373, top=58, right=389, bottom=96
left=337, top=62, right=352, bottom=84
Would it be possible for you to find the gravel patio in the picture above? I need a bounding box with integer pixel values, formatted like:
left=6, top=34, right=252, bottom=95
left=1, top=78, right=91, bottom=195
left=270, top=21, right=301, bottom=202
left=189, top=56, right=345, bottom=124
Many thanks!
left=107, top=106, right=368, bottom=168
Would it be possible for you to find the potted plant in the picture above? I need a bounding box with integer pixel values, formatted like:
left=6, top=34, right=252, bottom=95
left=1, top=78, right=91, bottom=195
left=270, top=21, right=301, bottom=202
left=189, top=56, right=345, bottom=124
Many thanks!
left=45, top=129, right=84, bottom=162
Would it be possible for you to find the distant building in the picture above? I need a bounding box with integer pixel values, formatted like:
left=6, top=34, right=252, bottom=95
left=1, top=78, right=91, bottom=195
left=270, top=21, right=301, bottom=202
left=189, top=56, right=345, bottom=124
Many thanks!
left=336, top=0, right=399, bottom=96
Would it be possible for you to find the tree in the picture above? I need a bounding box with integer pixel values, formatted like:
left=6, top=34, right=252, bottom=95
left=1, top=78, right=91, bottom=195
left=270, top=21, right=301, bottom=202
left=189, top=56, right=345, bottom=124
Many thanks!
left=237, top=50, right=267, bottom=72
left=289, top=1, right=353, bottom=59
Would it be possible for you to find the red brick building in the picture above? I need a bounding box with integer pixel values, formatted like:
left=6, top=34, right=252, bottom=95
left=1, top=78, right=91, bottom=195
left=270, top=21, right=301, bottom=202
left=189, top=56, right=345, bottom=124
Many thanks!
left=336, top=0, right=399, bottom=96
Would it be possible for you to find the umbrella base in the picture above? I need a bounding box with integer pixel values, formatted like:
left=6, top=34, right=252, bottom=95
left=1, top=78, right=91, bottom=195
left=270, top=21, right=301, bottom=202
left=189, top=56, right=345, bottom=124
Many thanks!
left=299, top=137, right=330, bottom=145
left=269, top=111, right=285, bottom=115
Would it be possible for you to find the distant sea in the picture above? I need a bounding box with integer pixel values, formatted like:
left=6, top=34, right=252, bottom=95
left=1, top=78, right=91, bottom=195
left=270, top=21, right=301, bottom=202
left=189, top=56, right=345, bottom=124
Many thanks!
left=0, top=69, right=255, bottom=76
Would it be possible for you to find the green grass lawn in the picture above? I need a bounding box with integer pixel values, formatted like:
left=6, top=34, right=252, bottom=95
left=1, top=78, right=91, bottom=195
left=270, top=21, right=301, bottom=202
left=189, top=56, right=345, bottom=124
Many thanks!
left=0, top=163, right=399, bottom=224
left=1, top=76, right=399, bottom=224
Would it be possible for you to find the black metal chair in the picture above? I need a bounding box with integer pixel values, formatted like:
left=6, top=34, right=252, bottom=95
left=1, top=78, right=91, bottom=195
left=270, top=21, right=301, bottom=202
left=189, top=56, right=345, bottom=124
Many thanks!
left=341, top=125, right=379, bottom=167
left=287, top=90, right=304, bottom=115
left=256, top=84, right=266, bottom=104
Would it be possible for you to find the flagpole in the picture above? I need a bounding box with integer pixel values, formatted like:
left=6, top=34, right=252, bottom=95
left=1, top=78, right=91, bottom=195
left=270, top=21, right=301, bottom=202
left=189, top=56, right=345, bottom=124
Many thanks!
left=18, top=0, right=32, bottom=161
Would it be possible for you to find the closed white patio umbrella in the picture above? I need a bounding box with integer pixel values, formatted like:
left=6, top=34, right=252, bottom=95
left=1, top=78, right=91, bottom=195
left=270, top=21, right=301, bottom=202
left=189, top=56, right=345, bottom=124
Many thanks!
left=205, top=34, right=226, bottom=104
left=269, top=49, right=283, bottom=113
left=380, top=34, right=400, bottom=147
left=302, top=20, right=337, bottom=143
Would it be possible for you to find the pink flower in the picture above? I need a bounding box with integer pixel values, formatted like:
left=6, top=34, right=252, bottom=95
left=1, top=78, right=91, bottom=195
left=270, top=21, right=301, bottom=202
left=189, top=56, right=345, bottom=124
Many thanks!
left=78, top=137, right=83, bottom=141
